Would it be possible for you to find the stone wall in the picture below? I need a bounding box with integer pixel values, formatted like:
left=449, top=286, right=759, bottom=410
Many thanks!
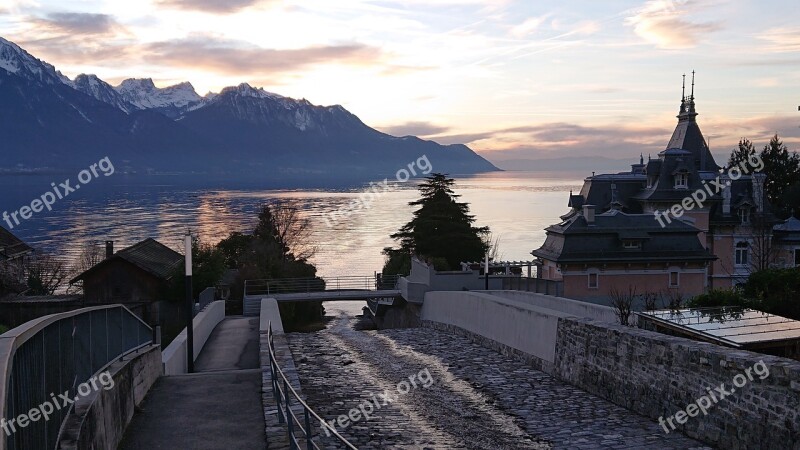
left=421, top=291, right=800, bottom=449
left=554, top=317, right=800, bottom=449
left=57, top=345, right=162, bottom=450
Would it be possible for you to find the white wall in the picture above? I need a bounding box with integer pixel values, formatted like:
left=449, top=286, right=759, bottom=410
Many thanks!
left=259, top=298, right=284, bottom=335
left=421, top=291, right=573, bottom=363
left=484, top=290, right=626, bottom=324
left=162, top=300, right=226, bottom=375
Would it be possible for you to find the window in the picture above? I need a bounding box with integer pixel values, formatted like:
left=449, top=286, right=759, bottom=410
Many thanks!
left=623, top=240, right=641, bottom=249
left=738, top=208, right=750, bottom=225
left=794, top=249, right=800, bottom=267
left=674, top=173, right=688, bottom=189
left=735, top=242, right=749, bottom=266
left=588, top=273, right=598, bottom=289
left=669, top=271, right=679, bottom=287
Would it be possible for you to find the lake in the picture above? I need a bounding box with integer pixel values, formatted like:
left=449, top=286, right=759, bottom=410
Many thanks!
left=0, top=172, right=582, bottom=279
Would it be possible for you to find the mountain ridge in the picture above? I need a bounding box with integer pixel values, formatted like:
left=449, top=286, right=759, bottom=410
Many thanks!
left=0, top=37, right=498, bottom=181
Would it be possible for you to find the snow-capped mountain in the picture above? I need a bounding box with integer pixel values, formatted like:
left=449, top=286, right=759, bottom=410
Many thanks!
left=115, top=78, right=204, bottom=118
left=73, top=74, right=137, bottom=113
left=0, top=37, right=71, bottom=86
left=0, top=36, right=498, bottom=181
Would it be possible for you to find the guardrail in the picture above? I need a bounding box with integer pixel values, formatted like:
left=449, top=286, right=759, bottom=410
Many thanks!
left=245, top=275, right=401, bottom=298
left=267, top=322, right=357, bottom=450
left=0, top=305, right=153, bottom=450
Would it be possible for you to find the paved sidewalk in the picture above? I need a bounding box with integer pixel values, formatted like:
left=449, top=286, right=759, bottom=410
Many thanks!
left=119, top=316, right=266, bottom=450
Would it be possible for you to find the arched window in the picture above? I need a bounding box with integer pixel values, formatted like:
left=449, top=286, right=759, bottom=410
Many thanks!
left=735, top=242, right=749, bottom=266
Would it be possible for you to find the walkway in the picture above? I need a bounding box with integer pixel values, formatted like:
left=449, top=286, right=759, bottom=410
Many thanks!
left=119, top=316, right=266, bottom=450
left=287, top=302, right=710, bottom=450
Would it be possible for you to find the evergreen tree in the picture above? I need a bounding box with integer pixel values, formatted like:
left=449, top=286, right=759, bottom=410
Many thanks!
left=387, top=173, right=489, bottom=270
left=760, top=134, right=800, bottom=215
left=727, top=138, right=756, bottom=168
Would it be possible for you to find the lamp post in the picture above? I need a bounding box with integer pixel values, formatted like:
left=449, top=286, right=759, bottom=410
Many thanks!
left=185, top=233, right=194, bottom=373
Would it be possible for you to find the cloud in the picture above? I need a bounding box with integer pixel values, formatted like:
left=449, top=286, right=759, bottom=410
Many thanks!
left=379, top=121, right=450, bottom=137
left=757, top=27, right=800, bottom=53
left=509, top=15, right=550, bottom=38
left=143, top=36, right=383, bottom=75
left=625, top=0, right=721, bottom=49
left=33, top=12, right=121, bottom=35
left=155, top=0, right=273, bottom=13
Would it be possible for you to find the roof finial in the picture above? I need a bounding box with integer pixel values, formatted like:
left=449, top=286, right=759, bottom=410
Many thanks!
left=640, top=153, right=644, bottom=165
left=682, top=73, right=686, bottom=100
left=690, top=70, right=695, bottom=100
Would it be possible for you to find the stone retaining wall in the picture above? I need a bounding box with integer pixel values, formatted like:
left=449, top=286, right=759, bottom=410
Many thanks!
left=421, top=292, right=800, bottom=449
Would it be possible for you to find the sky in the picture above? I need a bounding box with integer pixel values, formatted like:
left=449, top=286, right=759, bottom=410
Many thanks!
left=1, top=0, right=798, bottom=169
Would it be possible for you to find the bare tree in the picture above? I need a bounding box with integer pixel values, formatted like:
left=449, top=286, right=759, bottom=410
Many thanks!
left=270, top=200, right=317, bottom=262
left=75, top=242, right=104, bottom=273
left=749, top=211, right=777, bottom=272
left=483, top=232, right=503, bottom=262
left=641, top=291, right=662, bottom=311
left=610, top=285, right=636, bottom=326
left=24, top=253, right=69, bottom=295
left=665, top=290, right=686, bottom=310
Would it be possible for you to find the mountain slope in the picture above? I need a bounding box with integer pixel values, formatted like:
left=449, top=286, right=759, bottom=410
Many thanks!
left=0, top=37, right=498, bottom=181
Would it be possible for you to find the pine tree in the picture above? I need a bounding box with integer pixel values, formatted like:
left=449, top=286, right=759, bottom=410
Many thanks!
left=388, top=173, right=489, bottom=270
left=760, top=134, right=800, bottom=214
left=727, top=138, right=756, bottom=168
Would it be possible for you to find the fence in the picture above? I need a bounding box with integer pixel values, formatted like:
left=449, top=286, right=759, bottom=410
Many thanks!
left=266, top=322, right=357, bottom=450
left=0, top=305, right=153, bottom=450
left=245, top=275, right=401, bottom=298
left=499, top=276, right=563, bottom=297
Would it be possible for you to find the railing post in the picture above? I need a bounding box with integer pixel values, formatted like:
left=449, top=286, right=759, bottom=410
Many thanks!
left=304, top=408, right=313, bottom=450
left=285, top=379, right=296, bottom=450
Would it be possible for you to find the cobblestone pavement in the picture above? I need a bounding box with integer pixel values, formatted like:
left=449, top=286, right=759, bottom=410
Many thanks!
left=286, top=302, right=711, bottom=450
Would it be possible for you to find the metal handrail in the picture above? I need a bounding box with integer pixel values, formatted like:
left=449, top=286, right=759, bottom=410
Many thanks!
left=0, top=304, right=154, bottom=450
left=267, top=321, right=358, bottom=450
left=245, top=275, right=401, bottom=298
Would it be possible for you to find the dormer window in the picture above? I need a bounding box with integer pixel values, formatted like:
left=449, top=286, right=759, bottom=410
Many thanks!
left=674, top=172, right=688, bottom=189
left=738, top=207, right=750, bottom=225
left=623, top=240, right=641, bottom=249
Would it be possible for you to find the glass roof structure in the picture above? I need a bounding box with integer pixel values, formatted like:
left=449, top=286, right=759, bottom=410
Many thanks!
left=637, top=307, right=800, bottom=348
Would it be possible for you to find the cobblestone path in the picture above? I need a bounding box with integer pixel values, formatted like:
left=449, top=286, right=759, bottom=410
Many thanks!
left=287, top=303, right=710, bottom=450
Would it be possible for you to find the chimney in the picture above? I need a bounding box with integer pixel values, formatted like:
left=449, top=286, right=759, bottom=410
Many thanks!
left=752, top=173, right=766, bottom=213
left=583, top=204, right=596, bottom=225
left=721, top=174, right=731, bottom=215
left=105, top=240, right=114, bottom=259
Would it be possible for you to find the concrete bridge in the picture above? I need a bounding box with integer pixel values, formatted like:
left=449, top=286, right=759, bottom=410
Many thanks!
left=2, top=277, right=799, bottom=449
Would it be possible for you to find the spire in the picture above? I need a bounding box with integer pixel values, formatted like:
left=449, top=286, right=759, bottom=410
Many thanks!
left=688, top=70, right=697, bottom=115
left=640, top=153, right=644, bottom=165
left=679, top=74, right=687, bottom=114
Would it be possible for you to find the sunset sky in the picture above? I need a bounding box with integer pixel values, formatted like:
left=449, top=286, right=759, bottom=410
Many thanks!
left=1, top=0, right=798, bottom=168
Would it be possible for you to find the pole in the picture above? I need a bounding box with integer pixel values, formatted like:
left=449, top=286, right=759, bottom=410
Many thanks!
left=484, top=254, right=489, bottom=290
left=185, top=233, right=194, bottom=373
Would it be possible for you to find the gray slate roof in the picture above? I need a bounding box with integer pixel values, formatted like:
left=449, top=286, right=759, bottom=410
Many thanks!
left=70, top=238, right=182, bottom=283
left=0, top=226, right=32, bottom=261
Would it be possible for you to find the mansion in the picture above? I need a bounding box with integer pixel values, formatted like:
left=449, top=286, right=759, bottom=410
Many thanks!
left=532, top=81, right=798, bottom=304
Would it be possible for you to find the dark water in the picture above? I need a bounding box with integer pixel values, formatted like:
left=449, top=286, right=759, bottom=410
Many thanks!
left=0, top=172, right=579, bottom=278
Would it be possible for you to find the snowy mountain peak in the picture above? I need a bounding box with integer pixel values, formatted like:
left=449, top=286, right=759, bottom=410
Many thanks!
left=73, top=74, right=137, bottom=113
left=221, top=83, right=284, bottom=100
left=0, top=36, right=71, bottom=85
left=115, top=78, right=203, bottom=118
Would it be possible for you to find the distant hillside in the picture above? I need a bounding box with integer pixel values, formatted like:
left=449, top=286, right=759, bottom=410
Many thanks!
left=0, top=36, right=498, bottom=181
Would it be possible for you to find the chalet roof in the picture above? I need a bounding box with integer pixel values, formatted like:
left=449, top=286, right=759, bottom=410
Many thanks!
left=70, top=238, right=182, bottom=284
left=0, top=227, right=33, bottom=261
left=532, top=210, right=715, bottom=264
left=774, top=216, right=800, bottom=232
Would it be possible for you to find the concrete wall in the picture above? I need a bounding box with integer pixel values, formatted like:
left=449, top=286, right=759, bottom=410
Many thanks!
left=421, top=291, right=573, bottom=372
left=421, top=291, right=800, bottom=449
left=57, top=345, right=162, bottom=450
left=259, top=298, right=283, bottom=335
left=484, top=290, right=624, bottom=324
left=162, top=300, right=225, bottom=375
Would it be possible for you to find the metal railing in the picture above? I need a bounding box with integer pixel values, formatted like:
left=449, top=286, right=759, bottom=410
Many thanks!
left=1, top=305, right=153, bottom=450
left=267, top=322, right=358, bottom=450
left=245, top=275, right=401, bottom=298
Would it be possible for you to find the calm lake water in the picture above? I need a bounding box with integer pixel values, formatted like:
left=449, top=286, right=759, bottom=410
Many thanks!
left=0, top=172, right=581, bottom=279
